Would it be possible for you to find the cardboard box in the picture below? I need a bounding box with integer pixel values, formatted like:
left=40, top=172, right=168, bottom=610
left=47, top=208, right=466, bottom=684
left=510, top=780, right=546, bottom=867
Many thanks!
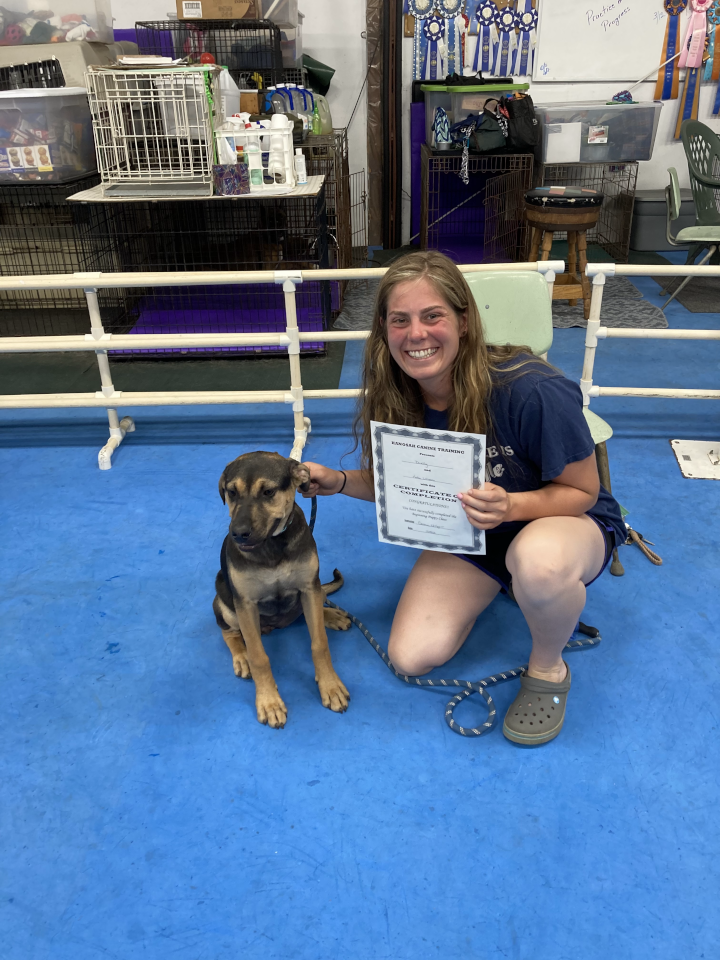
left=239, top=92, right=260, bottom=113
left=176, top=0, right=258, bottom=19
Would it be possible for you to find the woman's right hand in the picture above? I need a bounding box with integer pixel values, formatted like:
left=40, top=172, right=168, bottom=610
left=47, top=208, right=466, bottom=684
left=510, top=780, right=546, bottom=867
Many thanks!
left=300, top=461, right=346, bottom=498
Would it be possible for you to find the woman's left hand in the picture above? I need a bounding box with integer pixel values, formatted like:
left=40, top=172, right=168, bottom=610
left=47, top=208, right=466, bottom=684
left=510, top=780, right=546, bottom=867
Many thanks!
left=457, top=483, right=513, bottom=530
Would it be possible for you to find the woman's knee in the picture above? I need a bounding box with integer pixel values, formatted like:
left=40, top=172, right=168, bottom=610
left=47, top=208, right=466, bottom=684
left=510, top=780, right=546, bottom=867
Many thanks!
left=387, top=638, right=433, bottom=677
left=507, top=540, right=579, bottom=602
left=387, top=619, right=474, bottom=677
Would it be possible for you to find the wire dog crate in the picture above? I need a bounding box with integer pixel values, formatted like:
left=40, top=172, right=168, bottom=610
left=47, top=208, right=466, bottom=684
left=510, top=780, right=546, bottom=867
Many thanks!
left=0, top=57, right=65, bottom=92
left=135, top=20, right=283, bottom=86
left=85, top=65, right=220, bottom=199
left=67, top=181, right=331, bottom=358
left=301, top=130, right=350, bottom=269
left=0, top=173, right=130, bottom=337
left=540, top=162, right=639, bottom=262
left=421, top=146, right=534, bottom=263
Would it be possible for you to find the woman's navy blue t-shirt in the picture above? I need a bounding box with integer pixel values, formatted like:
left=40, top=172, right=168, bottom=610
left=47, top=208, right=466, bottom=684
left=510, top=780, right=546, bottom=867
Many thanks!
left=423, top=358, right=626, bottom=544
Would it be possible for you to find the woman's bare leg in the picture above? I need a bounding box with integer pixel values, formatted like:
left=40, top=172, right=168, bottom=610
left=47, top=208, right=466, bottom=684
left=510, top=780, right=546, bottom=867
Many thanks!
left=387, top=551, right=501, bottom=676
left=506, top=515, right=607, bottom=683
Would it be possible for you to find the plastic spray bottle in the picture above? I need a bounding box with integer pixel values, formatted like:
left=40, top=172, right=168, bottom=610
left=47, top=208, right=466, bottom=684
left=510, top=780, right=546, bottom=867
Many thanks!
left=294, top=147, right=307, bottom=184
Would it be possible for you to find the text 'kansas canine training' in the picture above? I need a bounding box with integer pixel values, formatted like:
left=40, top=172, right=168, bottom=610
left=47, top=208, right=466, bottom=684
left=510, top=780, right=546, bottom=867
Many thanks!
left=213, top=451, right=351, bottom=728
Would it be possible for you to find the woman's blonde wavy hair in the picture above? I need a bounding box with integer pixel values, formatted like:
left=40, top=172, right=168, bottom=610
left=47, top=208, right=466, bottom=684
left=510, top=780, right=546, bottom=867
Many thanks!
left=354, top=250, right=547, bottom=471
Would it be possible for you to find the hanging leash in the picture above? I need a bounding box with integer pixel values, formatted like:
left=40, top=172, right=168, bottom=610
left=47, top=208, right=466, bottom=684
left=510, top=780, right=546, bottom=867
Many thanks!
left=624, top=524, right=663, bottom=566
left=308, top=496, right=602, bottom=738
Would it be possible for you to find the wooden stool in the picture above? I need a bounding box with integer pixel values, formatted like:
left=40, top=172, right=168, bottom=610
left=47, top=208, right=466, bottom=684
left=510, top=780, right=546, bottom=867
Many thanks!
left=525, top=187, right=604, bottom=320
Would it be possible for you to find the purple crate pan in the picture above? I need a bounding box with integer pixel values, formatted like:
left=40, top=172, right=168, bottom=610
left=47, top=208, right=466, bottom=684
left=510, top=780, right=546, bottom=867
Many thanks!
left=107, top=284, right=328, bottom=357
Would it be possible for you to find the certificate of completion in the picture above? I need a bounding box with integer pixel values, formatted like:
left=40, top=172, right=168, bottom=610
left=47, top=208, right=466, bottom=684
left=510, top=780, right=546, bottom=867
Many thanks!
left=371, top=420, right=486, bottom=555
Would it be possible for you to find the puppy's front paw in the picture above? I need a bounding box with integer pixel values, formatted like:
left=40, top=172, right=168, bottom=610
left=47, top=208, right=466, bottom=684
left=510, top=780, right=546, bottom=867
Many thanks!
left=323, top=607, right=351, bottom=631
left=316, top=672, right=350, bottom=713
left=256, top=690, right=287, bottom=728
left=233, top=653, right=252, bottom=679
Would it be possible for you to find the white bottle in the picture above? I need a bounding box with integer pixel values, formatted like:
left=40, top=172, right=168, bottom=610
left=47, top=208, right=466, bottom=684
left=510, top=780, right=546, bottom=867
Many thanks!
left=244, top=123, right=264, bottom=192
left=294, top=147, right=307, bottom=185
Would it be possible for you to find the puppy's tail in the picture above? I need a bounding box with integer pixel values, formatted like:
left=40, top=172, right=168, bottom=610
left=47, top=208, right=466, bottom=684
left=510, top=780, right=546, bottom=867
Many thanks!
left=322, top=568, right=344, bottom=597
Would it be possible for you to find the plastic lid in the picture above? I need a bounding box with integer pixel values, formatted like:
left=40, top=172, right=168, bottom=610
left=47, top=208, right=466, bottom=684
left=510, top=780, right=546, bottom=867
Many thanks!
left=296, top=147, right=303, bottom=154
left=0, top=86, right=88, bottom=99
left=420, top=83, right=530, bottom=92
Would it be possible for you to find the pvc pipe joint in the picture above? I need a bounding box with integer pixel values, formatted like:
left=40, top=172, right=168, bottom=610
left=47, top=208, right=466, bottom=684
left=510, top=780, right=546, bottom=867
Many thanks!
left=536, top=260, right=565, bottom=275
left=586, top=263, right=616, bottom=278
left=285, top=386, right=304, bottom=412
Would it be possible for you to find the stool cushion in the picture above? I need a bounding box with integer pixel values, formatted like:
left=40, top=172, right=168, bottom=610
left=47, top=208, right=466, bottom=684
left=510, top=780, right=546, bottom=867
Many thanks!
left=526, top=186, right=603, bottom=208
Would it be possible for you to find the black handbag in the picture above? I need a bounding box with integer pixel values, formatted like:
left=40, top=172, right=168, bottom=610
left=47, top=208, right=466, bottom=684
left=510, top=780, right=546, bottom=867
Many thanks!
left=499, top=93, right=540, bottom=151
left=470, top=99, right=507, bottom=153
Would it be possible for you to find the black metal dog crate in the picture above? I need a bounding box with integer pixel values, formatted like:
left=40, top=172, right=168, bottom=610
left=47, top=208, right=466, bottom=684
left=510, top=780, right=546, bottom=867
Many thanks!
left=0, top=57, right=65, bottom=92
left=0, top=174, right=130, bottom=337
left=540, top=162, right=639, bottom=262
left=421, top=146, right=534, bottom=263
left=68, top=185, right=331, bottom=357
left=135, top=20, right=284, bottom=88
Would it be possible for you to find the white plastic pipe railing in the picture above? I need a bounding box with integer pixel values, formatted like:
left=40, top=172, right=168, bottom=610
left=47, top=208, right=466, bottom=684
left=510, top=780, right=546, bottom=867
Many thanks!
left=0, top=261, right=563, bottom=469
left=580, top=263, right=720, bottom=408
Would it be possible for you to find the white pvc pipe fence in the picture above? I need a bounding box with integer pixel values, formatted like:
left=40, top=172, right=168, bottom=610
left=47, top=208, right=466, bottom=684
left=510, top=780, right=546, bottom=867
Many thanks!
left=581, top=263, right=720, bottom=410
left=0, top=261, right=563, bottom=469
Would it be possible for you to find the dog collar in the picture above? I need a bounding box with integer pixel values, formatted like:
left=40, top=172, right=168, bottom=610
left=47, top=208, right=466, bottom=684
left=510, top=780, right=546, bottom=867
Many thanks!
left=272, top=513, right=293, bottom=537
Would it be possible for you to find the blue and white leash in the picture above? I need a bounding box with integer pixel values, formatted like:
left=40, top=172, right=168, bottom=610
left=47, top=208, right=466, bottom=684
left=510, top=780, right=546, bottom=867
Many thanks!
left=309, top=497, right=602, bottom=739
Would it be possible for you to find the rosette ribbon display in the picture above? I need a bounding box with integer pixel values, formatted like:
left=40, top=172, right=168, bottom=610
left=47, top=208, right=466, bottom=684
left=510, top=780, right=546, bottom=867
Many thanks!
left=708, top=0, right=720, bottom=112
left=494, top=4, right=520, bottom=77
left=423, top=15, right=447, bottom=79
left=675, top=0, right=712, bottom=136
left=408, top=0, right=437, bottom=81
left=473, top=1, right=499, bottom=72
left=514, top=0, right=538, bottom=76
left=437, top=0, right=466, bottom=75
left=679, top=0, right=712, bottom=68
left=655, top=0, right=689, bottom=100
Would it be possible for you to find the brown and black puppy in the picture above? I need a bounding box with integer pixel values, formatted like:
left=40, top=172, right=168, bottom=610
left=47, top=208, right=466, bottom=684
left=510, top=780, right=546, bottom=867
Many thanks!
left=213, top=451, right=351, bottom=728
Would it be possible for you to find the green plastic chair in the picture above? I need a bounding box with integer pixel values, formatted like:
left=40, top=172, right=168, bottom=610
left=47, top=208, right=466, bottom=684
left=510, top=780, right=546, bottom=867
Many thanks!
left=662, top=120, right=720, bottom=307
left=466, top=270, right=624, bottom=575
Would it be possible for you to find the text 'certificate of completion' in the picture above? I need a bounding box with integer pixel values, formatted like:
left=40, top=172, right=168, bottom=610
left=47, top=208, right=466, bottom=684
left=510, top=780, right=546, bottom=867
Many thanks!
left=371, top=421, right=486, bottom=555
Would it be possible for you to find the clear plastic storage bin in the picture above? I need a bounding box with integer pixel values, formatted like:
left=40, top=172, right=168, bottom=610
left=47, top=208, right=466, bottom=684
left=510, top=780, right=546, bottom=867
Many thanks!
left=422, top=83, right=529, bottom=146
left=0, top=1, right=112, bottom=45
left=280, top=12, right=303, bottom=67
left=0, top=87, right=96, bottom=182
left=535, top=101, right=664, bottom=163
left=260, top=0, right=299, bottom=28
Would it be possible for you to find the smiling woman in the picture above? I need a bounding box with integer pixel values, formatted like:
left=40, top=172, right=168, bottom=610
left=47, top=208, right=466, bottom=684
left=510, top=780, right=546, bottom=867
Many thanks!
left=301, top=250, right=626, bottom=746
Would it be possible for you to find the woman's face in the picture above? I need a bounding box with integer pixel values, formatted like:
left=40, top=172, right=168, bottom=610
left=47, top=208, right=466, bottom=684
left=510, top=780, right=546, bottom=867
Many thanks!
left=385, top=276, right=467, bottom=399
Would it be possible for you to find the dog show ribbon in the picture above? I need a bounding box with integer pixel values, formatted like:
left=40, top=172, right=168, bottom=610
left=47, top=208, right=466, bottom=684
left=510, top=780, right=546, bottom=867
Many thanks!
left=678, top=0, right=711, bottom=69
left=494, top=3, right=519, bottom=76
left=408, top=0, right=436, bottom=80
left=424, top=15, right=447, bottom=79
left=655, top=0, right=689, bottom=100
left=436, top=0, right=466, bottom=76
left=473, top=1, right=499, bottom=72
left=675, top=63, right=703, bottom=136
left=514, top=0, right=538, bottom=76
left=707, top=0, right=720, bottom=84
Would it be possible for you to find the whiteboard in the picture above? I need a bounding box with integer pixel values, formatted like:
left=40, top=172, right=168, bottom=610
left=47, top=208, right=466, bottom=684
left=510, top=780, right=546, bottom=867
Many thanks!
left=533, top=0, right=686, bottom=82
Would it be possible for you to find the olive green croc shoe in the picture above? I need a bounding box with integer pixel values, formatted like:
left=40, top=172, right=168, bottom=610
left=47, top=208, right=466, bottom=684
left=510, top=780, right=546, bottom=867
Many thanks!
left=502, top=663, right=572, bottom=746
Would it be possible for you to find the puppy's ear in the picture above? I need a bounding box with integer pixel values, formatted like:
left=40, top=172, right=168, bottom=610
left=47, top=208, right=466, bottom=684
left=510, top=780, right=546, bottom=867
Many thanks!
left=218, top=470, right=227, bottom=504
left=291, top=460, right=311, bottom=493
